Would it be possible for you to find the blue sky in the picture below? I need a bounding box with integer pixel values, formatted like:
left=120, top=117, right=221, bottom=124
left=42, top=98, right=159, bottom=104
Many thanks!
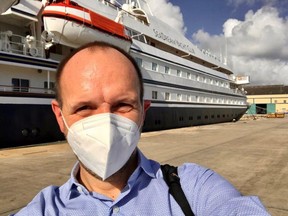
left=168, top=0, right=288, bottom=36
left=169, top=0, right=262, bottom=36
left=148, top=0, right=288, bottom=85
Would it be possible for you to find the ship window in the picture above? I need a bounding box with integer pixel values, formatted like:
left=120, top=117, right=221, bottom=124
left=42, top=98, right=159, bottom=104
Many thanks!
left=274, top=100, right=278, bottom=103
left=128, top=29, right=146, bottom=43
left=187, top=72, right=191, bottom=79
left=177, top=94, right=182, bottom=101
left=284, top=100, right=287, bottom=103
left=12, top=78, right=29, bottom=92
left=135, top=57, right=142, bottom=67
left=177, top=69, right=182, bottom=77
left=152, top=62, right=158, bottom=71
left=152, top=91, right=158, bottom=99
left=165, top=92, right=170, bottom=100
left=126, top=28, right=132, bottom=37
left=155, top=119, right=161, bottom=125
left=164, top=66, right=170, bottom=74
left=132, top=34, right=146, bottom=43
left=44, top=81, right=55, bottom=90
left=49, top=44, right=63, bottom=55
left=138, top=35, right=146, bottom=43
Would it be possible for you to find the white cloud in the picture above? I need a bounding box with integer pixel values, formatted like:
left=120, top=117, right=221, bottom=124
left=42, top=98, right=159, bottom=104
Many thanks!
left=192, top=6, right=288, bottom=85
left=231, top=56, right=288, bottom=85
left=146, top=0, right=186, bottom=34
left=223, top=19, right=242, bottom=37
left=144, top=1, right=288, bottom=85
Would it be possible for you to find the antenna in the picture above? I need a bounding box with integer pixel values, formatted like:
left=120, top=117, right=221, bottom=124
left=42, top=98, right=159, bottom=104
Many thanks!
left=224, top=37, right=228, bottom=65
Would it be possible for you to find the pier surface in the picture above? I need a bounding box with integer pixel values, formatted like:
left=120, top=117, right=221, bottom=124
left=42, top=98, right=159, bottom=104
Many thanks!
left=1, top=117, right=288, bottom=215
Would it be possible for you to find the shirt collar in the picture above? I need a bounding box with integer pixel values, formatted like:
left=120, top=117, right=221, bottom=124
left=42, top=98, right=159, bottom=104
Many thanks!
left=137, top=148, right=157, bottom=178
left=65, top=163, right=90, bottom=199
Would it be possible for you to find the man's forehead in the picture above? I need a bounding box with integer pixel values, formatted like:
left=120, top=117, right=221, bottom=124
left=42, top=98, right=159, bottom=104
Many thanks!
left=61, top=46, right=137, bottom=82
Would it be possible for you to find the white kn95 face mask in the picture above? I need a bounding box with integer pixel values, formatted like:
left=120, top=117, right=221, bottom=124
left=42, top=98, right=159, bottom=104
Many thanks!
left=62, top=113, right=141, bottom=180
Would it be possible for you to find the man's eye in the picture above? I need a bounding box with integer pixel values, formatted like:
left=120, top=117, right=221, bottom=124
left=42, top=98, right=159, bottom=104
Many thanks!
left=115, top=103, right=133, bottom=113
left=76, top=106, right=90, bottom=113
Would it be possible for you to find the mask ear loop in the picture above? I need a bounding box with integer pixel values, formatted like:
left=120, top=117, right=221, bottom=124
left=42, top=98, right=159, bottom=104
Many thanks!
left=60, top=110, right=73, bottom=134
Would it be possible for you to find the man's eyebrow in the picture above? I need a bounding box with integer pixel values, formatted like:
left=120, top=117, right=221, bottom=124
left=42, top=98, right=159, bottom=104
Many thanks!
left=69, top=101, right=94, bottom=110
left=114, top=95, right=139, bottom=104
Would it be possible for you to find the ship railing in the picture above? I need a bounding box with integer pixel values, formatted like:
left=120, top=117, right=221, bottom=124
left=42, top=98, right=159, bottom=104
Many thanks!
left=0, top=85, right=55, bottom=95
left=0, top=31, right=45, bottom=58
left=100, top=0, right=150, bottom=25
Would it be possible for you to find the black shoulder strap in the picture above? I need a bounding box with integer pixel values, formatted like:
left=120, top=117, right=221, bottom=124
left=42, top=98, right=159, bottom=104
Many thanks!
left=161, top=164, right=195, bottom=216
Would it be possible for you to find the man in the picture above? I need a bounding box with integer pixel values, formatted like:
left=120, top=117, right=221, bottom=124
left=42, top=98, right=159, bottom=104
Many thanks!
left=13, top=41, right=270, bottom=215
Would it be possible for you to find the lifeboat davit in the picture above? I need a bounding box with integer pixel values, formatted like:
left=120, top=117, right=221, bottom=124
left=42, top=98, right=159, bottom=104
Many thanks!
left=42, top=0, right=132, bottom=51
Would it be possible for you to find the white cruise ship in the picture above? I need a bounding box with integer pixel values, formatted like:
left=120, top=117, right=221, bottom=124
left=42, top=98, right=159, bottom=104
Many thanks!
left=0, top=0, right=248, bottom=148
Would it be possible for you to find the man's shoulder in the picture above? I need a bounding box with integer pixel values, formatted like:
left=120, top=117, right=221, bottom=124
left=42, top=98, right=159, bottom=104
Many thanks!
left=175, top=163, right=270, bottom=215
left=177, top=162, right=212, bottom=177
left=177, top=162, right=232, bottom=189
left=11, top=184, right=67, bottom=215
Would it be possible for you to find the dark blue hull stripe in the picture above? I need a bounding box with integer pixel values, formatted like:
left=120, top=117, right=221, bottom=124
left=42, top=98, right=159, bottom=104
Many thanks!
left=0, top=52, right=58, bottom=70
left=143, top=79, right=245, bottom=99
left=11, top=7, right=37, bottom=19
left=150, top=100, right=247, bottom=108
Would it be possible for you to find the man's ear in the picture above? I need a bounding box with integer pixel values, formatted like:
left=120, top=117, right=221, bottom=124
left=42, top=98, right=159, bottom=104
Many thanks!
left=142, top=100, right=151, bottom=122
left=144, top=100, right=151, bottom=112
left=51, top=99, right=66, bottom=133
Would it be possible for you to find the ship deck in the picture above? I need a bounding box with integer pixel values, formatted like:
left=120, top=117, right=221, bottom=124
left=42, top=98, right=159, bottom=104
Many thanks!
left=1, top=116, right=288, bottom=216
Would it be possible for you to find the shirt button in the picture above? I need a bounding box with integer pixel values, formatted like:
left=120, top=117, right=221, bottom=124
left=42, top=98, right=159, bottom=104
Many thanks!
left=113, top=206, right=120, bottom=214
left=77, top=186, right=83, bottom=193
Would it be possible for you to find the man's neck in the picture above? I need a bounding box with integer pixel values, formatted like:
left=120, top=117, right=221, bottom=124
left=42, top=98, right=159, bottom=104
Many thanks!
left=77, top=151, right=138, bottom=200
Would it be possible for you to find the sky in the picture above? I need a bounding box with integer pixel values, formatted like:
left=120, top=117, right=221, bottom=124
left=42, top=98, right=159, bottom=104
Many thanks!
left=146, top=0, right=288, bottom=86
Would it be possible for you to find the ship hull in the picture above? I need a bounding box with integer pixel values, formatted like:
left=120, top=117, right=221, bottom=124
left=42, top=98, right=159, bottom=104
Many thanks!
left=0, top=103, right=64, bottom=149
left=144, top=104, right=247, bottom=131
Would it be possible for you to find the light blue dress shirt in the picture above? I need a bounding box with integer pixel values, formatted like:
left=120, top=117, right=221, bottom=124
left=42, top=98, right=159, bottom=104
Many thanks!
left=13, top=149, right=270, bottom=216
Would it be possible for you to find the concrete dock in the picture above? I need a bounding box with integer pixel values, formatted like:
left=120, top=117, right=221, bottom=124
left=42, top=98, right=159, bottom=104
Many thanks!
left=1, top=116, right=288, bottom=216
